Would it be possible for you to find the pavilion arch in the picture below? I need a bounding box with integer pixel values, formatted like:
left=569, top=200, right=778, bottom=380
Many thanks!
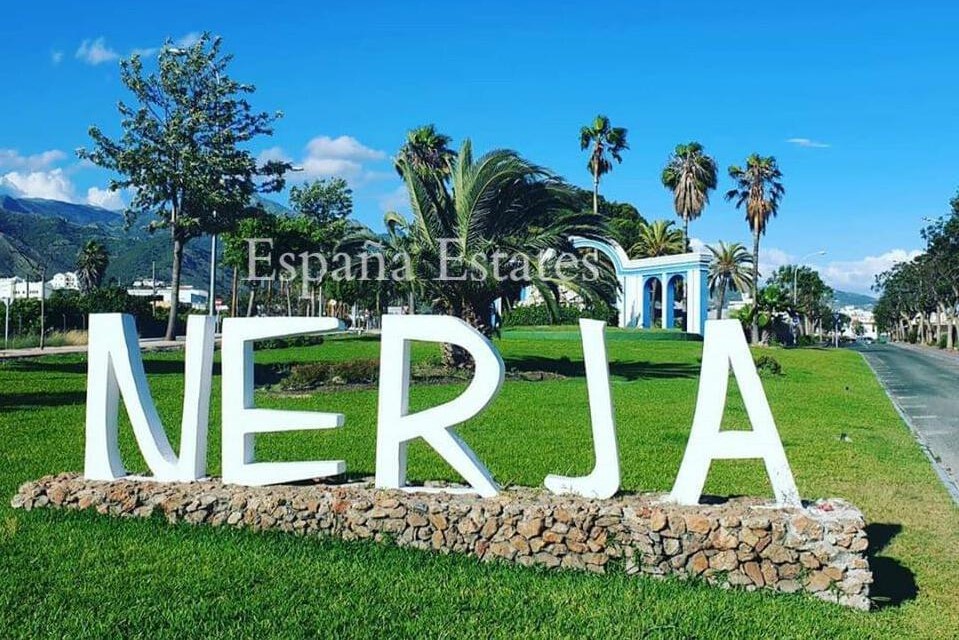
left=570, top=237, right=710, bottom=335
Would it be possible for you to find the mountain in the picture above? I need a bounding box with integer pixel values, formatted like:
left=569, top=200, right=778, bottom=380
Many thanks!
left=833, top=290, right=876, bottom=309
left=0, top=194, right=290, bottom=291
left=0, top=195, right=122, bottom=226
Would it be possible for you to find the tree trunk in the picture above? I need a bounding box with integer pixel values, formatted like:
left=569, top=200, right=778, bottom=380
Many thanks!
left=165, top=236, right=184, bottom=341
left=592, top=161, right=600, bottom=216
left=441, top=302, right=490, bottom=369
left=230, top=267, right=238, bottom=318
left=683, top=217, right=690, bottom=253
left=246, top=285, right=256, bottom=317
left=750, top=231, right=761, bottom=344
left=716, top=283, right=726, bottom=319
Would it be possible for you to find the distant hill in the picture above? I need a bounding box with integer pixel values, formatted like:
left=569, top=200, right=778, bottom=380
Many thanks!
left=833, top=290, right=876, bottom=309
left=0, top=194, right=284, bottom=290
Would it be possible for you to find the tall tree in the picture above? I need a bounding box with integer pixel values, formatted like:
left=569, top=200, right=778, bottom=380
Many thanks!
left=76, top=240, right=110, bottom=293
left=661, top=142, right=718, bottom=250
left=395, top=124, right=456, bottom=177
left=725, top=154, right=785, bottom=343
left=389, top=139, right=618, bottom=367
left=579, top=115, right=629, bottom=216
left=630, top=220, right=685, bottom=258
left=706, top=242, right=753, bottom=319
left=78, top=33, right=291, bottom=340
left=289, top=178, right=353, bottom=225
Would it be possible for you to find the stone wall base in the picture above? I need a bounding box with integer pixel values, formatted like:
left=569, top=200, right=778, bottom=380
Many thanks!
left=12, top=474, right=872, bottom=610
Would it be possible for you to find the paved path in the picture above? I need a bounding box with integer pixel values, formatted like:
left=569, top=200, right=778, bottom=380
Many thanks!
left=0, top=337, right=185, bottom=360
left=856, top=342, right=959, bottom=503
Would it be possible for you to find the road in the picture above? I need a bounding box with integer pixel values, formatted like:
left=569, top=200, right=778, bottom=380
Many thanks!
left=857, top=342, right=959, bottom=503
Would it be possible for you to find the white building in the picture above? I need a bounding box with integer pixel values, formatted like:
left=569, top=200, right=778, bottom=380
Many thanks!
left=0, top=276, right=50, bottom=300
left=48, top=271, right=80, bottom=291
left=127, top=283, right=208, bottom=310
left=0, top=271, right=80, bottom=301
left=841, top=306, right=877, bottom=339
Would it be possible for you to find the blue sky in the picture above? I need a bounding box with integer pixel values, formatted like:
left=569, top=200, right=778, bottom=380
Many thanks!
left=1, top=0, right=957, bottom=293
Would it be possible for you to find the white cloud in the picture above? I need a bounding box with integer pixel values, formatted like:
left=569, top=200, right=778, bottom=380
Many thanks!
left=306, top=136, right=386, bottom=162
left=86, top=186, right=125, bottom=210
left=378, top=184, right=409, bottom=213
left=786, top=137, right=830, bottom=149
left=821, top=249, right=922, bottom=295
left=261, top=135, right=389, bottom=185
left=0, top=169, right=76, bottom=201
left=51, top=50, right=64, bottom=65
left=755, top=246, right=921, bottom=295
left=173, top=32, right=202, bottom=48
left=76, top=37, right=119, bottom=65
left=131, top=46, right=159, bottom=58
left=0, top=149, right=67, bottom=171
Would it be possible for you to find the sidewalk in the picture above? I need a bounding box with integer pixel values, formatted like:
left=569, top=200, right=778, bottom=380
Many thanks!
left=0, top=337, right=185, bottom=360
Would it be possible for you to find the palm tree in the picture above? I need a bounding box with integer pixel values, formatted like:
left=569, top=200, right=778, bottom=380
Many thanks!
left=395, top=124, right=456, bottom=178
left=725, top=154, right=785, bottom=343
left=661, top=142, right=717, bottom=250
left=580, top=115, right=629, bottom=215
left=630, top=220, right=685, bottom=258
left=706, top=242, right=754, bottom=319
left=76, top=240, right=109, bottom=292
left=389, top=139, right=618, bottom=366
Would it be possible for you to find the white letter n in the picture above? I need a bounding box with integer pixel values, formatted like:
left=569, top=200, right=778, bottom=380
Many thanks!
left=84, top=313, right=215, bottom=482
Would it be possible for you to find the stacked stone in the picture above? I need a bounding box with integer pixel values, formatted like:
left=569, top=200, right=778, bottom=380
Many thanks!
left=12, top=473, right=872, bottom=610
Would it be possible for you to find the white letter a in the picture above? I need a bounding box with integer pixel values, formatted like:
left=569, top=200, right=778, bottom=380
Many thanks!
left=669, top=320, right=800, bottom=507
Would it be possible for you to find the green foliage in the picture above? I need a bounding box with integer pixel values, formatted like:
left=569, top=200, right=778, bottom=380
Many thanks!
left=629, top=220, right=685, bottom=258
left=579, top=114, right=629, bottom=183
left=75, top=240, right=110, bottom=292
left=502, top=302, right=616, bottom=328
left=706, top=241, right=753, bottom=319
left=395, top=124, right=456, bottom=177
left=289, top=178, right=353, bottom=225
left=661, top=141, right=718, bottom=247
left=753, top=354, right=783, bottom=376
left=280, top=358, right=379, bottom=390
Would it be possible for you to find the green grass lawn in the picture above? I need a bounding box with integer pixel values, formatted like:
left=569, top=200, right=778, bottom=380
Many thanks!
left=1, top=330, right=957, bottom=639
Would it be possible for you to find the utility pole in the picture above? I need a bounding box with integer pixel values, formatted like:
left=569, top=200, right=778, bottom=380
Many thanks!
left=39, top=265, right=46, bottom=350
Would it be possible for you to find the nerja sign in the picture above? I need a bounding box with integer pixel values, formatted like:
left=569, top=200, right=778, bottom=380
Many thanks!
left=83, top=314, right=801, bottom=507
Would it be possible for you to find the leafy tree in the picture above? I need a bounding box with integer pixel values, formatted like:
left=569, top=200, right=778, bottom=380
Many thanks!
left=289, top=178, right=353, bottom=226
left=706, top=242, right=753, bottom=319
left=78, top=33, right=291, bottom=340
left=725, top=154, right=785, bottom=343
left=387, top=139, right=618, bottom=367
left=395, top=124, right=456, bottom=178
left=766, top=265, right=832, bottom=336
left=579, top=115, right=629, bottom=216
left=661, top=142, right=718, bottom=250
left=630, top=220, right=684, bottom=258
left=76, top=240, right=109, bottom=293
left=570, top=188, right=646, bottom=250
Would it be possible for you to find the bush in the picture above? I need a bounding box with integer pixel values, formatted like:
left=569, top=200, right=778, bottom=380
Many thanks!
left=938, top=334, right=948, bottom=349
left=754, top=354, right=783, bottom=376
left=796, top=335, right=816, bottom=348
left=907, top=328, right=919, bottom=344
left=502, top=302, right=617, bottom=328
left=280, top=359, right=378, bottom=391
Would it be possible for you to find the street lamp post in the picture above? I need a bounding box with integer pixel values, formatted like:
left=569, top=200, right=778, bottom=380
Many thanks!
left=793, top=250, right=827, bottom=305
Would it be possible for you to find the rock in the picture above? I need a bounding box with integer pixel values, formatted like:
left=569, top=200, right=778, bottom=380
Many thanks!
left=688, top=551, right=709, bottom=575
left=649, top=510, right=668, bottom=532
left=709, top=550, right=739, bottom=572
left=743, top=561, right=764, bottom=587
left=685, top=514, right=713, bottom=534
left=806, top=571, right=832, bottom=592
left=517, top=518, right=543, bottom=539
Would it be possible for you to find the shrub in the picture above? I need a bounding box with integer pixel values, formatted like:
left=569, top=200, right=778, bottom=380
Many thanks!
left=502, top=302, right=616, bottom=328
left=280, top=359, right=378, bottom=391
left=796, top=335, right=816, bottom=348
left=754, top=354, right=783, bottom=376
left=937, top=334, right=948, bottom=349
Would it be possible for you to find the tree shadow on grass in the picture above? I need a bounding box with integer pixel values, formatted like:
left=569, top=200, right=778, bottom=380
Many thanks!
left=0, top=391, right=87, bottom=410
left=8, top=359, right=225, bottom=377
left=503, top=355, right=699, bottom=380
left=866, top=523, right=918, bottom=608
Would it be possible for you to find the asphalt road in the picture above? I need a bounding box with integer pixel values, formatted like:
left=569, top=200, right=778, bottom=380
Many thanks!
left=856, top=342, right=959, bottom=503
